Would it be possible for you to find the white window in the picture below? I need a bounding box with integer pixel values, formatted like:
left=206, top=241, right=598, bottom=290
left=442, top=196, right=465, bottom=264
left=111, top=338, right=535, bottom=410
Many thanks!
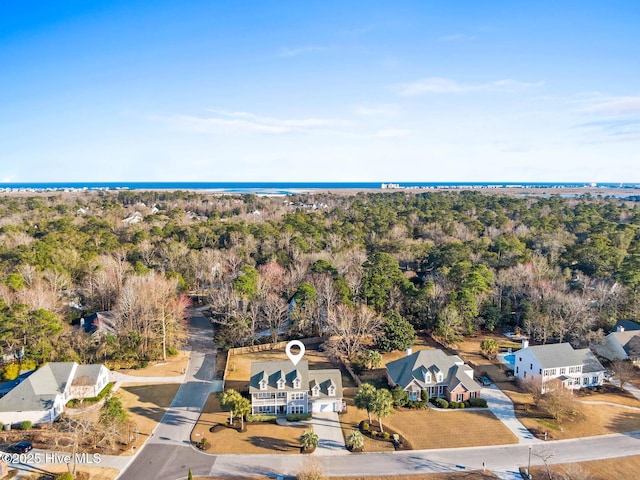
left=291, top=392, right=305, bottom=400
left=257, top=392, right=272, bottom=399
left=290, top=405, right=305, bottom=414
left=583, top=377, right=588, bottom=385
left=457, top=393, right=463, bottom=402
left=559, top=367, right=566, bottom=375
left=277, top=392, right=286, bottom=398
left=293, top=379, right=301, bottom=389
left=312, top=387, right=319, bottom=397
left=328, top=386, right=335, bottom=396
left=259, top=381, right=267, bottom=391
left=425, top=373, right=432, bottom=383
left=437, top=373, right=443, bottom=382
left=277, top=379, right=285, bottom=390
left=409, top=391, right=419, bottom=401
left=592, top=376, right=598, bottom=384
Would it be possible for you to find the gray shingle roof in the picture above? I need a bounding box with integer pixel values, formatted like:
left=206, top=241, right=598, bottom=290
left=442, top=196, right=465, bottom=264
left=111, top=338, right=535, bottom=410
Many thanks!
left=308, top=369, right=342, bottom=398
left=386, top=349, right=481, bottom=392
left=574, top=348, right=605, bottom=374
left=524, top=343, right=584, bottom=369
left=0, top=362, right=76, bottom=412
left=249, top=360, right=309, bottom=393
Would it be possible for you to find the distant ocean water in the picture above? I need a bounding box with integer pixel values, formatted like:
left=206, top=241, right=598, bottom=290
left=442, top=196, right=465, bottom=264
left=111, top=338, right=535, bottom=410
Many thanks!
left=0, top=182, right=637, bottom=195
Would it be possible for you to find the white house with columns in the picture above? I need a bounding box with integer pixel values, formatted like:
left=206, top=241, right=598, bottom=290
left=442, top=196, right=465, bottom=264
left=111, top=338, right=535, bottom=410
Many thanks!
left=514, top=341, right=605, bottom=392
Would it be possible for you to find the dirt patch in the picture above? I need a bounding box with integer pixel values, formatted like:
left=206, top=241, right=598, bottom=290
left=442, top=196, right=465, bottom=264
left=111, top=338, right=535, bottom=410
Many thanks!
left=21, top=466, right=119, bottom=480
left=117, top=351, right=189, bottom=377
left=118, top=382, right=181, bottom=454
left=339, top=398, right=517, bottom=451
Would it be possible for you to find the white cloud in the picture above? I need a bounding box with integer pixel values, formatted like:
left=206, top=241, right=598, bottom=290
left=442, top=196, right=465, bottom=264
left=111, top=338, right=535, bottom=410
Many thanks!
left=394, top=77, right=544, bottom=96
left=277, top=46, right=328, bottom=57
left=149, top=110, right=351, bottom=136
left=582, top=96, right=640, bottom=116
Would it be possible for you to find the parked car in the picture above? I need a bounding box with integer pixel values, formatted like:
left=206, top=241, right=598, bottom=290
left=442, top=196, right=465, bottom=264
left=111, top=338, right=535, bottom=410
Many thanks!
left=7, top=441, right=32, bottom=453
left=478, top=375, right=492, bottom=386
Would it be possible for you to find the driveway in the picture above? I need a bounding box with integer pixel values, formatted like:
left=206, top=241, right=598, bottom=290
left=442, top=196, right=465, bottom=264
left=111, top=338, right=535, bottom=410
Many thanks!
left=310, top=412, right=348, bottom=455
left=482, top=385, right=541, bottom=444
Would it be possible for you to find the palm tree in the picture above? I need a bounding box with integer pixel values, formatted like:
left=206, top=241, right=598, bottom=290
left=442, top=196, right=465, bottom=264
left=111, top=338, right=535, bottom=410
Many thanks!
left=371, top=388, right=393, bottom=433
left=346, top=430, right=364, bottom=451
left=354, top=383, right=377, bottom=423
left=300, top=430, right=319, bottom=451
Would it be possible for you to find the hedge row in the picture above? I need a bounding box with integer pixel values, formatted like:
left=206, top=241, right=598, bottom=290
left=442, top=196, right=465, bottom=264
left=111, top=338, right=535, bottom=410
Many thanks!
left=66, top=382, right=115, bottom=408
left=286, top=413, right=312, bottom=422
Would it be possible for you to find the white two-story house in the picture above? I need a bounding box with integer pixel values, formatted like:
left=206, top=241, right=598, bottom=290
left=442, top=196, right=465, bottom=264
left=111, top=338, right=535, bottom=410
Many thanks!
left=514, top=342, right=604, bottom=392
left=249, top=360, right=343, bottom=415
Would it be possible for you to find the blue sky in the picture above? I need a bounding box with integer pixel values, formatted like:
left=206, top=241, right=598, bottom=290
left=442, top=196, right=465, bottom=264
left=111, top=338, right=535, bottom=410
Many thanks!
left=1, top=0, right=639, bottom=182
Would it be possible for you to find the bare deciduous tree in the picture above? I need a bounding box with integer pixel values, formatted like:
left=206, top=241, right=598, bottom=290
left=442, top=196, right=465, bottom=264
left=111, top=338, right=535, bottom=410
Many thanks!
left=325, top=304, right=382, bottom=358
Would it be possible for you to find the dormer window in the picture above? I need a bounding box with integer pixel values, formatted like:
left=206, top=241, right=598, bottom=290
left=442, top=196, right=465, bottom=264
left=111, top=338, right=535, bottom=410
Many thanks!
left=312, top=386, right=320, bottom=397
left=425, top=373, right=432, bottom=383
left=259, top=379, right=267, bottom=391
left=277, top=378, right=285, bottom=390
left=328, top=385, right=335, bottom=396
left=293, top=378, right=301, bottom=389
left=437, top=373, right=443, bottom=382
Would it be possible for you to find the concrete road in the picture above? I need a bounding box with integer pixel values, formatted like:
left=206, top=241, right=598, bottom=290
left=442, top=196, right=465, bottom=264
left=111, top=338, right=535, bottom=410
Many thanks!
left=117, top=310, right=217, bottom=480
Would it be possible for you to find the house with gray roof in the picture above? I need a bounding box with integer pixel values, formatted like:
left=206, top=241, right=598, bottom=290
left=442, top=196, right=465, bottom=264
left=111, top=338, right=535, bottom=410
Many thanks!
left=0, top=362, right=109, bottom=425
left=595, top=330, right=640, bottom=365
left=514, top=343, right=604, bottom=392
left=386, top=349, right=482, bottom=403
left=249, top=360, right=343, bottom=415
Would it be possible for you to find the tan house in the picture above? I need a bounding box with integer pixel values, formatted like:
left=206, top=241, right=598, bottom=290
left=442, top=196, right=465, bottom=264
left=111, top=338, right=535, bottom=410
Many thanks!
left=386, top=349, right=482, bottom=403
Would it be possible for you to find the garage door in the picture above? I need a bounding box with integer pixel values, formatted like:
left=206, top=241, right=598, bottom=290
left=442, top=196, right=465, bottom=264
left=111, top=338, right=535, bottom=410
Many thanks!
left=312, top=401, right=334, bottom=413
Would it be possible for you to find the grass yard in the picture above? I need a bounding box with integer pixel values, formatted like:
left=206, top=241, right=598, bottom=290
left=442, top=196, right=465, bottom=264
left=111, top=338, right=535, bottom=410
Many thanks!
left=225, top=346, right=356, bottom=392
left=119, top=350, right=189, bottom=377
left=339, top=399, right=518, bottom=451
left=519, top=402, right=640, bottom=440
left=530, top=456, right=640, bottom=480
left=192, top=393, right=309, bottom=454
left=118, top=382, right=181, bottom=454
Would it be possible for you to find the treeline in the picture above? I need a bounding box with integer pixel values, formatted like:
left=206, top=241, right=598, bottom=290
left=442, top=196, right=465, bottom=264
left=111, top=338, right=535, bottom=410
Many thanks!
left=0, top=190, right=639, bottom=366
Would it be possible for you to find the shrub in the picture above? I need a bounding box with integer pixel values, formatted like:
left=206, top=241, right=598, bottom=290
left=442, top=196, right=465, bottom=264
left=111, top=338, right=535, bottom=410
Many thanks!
left=463, top=401, right=471, bottom=408
left=167, top=347, right=179, bottom=356
left=199, top=437, right=209, bottom=450
left=449, top=401, right=459, bottom=409
left=1, top=364, right=20, bottom=381
left=392, top=386, right=408, bottom=407
left=468, top=398, right=488, bottom=408
left=55, top=473, right=74, bottom=480
left=434, top=398, right=448, bottom=409
left=287, top=413, right=312, bottom=422
left=19, top=420, right=32, bottom=430
left=459, top=401, right=465, bottom=409
left=381, top=431, right=390, bottom=440
left=359, top=421, right=370, bottom=432
left=246, top=414, right=277, bottom=423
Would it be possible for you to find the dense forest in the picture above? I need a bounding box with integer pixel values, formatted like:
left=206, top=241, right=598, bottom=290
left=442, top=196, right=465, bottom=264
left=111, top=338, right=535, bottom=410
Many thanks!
left=1, top=190, right=639, bottom=374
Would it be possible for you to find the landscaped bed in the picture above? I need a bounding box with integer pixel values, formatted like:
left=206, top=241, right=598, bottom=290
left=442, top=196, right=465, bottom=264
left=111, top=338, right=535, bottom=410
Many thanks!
left=191, top=394, right=310, bottom=454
